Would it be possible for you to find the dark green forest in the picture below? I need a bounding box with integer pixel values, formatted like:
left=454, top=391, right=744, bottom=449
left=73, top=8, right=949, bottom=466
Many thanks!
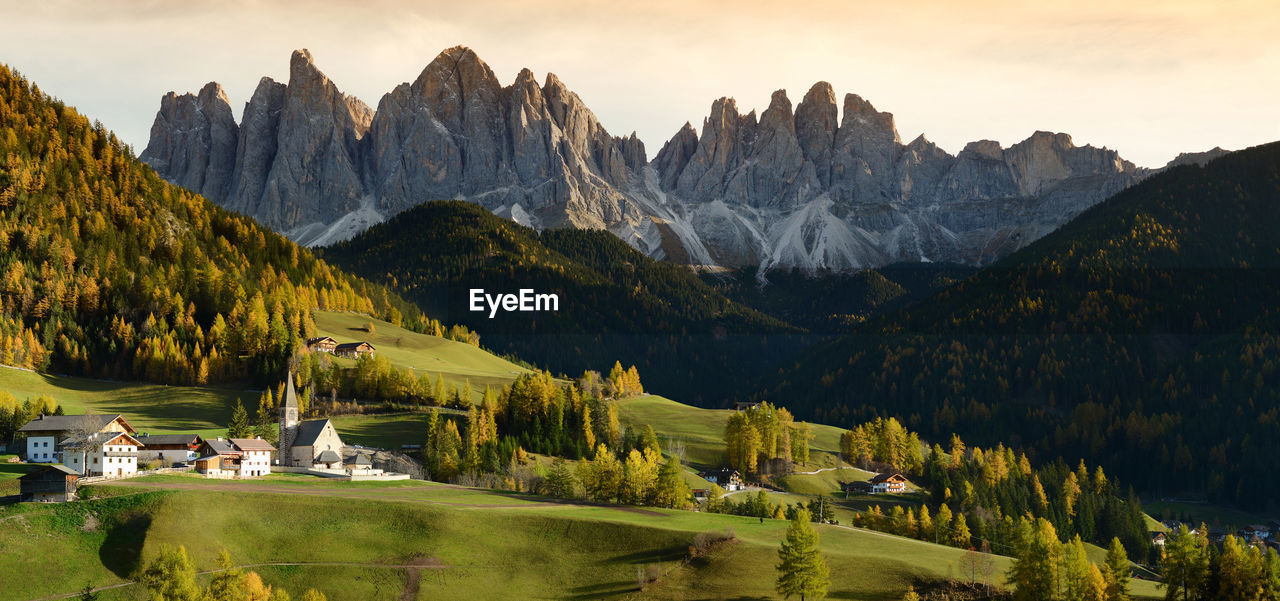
left=0, top=64, right=442, bottom=384
left=319, top=200, right=811, bottom=404
left=760, top=142, right=1280, bottom=510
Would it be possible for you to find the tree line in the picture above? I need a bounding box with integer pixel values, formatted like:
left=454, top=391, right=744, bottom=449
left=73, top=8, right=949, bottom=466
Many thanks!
left=838, top=417, right=1152, bottom=558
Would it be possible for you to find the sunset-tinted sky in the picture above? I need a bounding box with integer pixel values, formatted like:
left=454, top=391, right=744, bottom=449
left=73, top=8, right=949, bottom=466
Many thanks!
left=3, top=0, right=1277, bottom=167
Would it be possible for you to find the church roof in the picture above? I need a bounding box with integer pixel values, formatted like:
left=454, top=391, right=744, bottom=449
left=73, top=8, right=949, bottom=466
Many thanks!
left=293, top=419, right=334, bottom=447
left=316, top=450, right=342, bottom=463
left=283, top=373, right=298, bottom=409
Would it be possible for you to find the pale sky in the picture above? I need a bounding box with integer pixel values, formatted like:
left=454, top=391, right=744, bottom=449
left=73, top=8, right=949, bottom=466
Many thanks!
left=2, top=0, right=1277, bottom=168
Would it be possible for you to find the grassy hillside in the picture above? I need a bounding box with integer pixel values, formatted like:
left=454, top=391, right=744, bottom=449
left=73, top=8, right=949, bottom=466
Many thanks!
left=311, top=310, right=532, bottom=394
left=0, top=476, right=1011, bottom=601
left=0, top=475, right=1167, bottom=601
left=614, top=395, right=847, bottom=471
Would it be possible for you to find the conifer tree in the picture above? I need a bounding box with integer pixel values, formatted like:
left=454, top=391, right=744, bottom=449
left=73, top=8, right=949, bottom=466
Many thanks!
left=227, top=399, right=251, bottom=439
left=1161, top=524, right=1209, bottom=601
left=776, top=507, right=830, bottom=601
left=1009, top=518, right=1062, bottom=601
left=1103, top=537, right=1131, bottom=601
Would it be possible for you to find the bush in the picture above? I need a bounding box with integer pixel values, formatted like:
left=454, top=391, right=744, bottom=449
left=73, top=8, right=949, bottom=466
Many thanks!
left=689, top=529, right=736, bottom=557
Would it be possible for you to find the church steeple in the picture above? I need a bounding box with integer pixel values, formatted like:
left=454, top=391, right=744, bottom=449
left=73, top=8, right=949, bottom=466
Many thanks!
left=278, top=372, right=300, bottom=465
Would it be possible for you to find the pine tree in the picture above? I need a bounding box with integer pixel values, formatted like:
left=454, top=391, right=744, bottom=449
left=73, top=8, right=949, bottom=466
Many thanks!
left=1103, top=537, right=1131, bottom=601
left=1161, top=524, right=1209, bottom=601
left=776, top=508, right=830, bottom=601
left=1062, top=535, right=1092, bottom=601
left=227, top=399, right=251, bottom=439
left=1218, top=535, right=1265, bottom=601
left=652, top=454, right=690, bottom=509
left=952, top=513, right=972, bottom=549
left=1009, top=518, right=1062, bottom=601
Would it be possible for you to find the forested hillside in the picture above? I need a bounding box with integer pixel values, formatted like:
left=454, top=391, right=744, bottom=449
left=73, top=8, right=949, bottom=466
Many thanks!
left=708, top=264, right=975, bottom=332
left=762, top=142, right=1280, bottom=510
left=320, top=201, right=807, bottom=403
left=0, top=64, right=438, bottom=384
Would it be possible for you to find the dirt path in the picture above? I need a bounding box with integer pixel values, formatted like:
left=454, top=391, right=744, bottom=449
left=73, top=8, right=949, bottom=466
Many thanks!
left=789, top=466, right=875, bottom=476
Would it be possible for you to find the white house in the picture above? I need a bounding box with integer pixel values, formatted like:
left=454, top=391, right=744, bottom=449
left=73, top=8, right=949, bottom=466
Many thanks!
left=870, top=473, right=909, bottom=494
left=229, top=438, right=274, bottom=477
left=194, top=437, right=275, bottom=478
left=18, top=414, right=136, bottom=466
left=698, top=469, right=744, bottom=491
left=61, top=431, right=143, bottom=477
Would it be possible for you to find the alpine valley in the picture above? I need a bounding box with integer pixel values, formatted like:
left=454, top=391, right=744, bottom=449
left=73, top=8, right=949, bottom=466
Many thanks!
left=139, top=47, right=1219, bottom=274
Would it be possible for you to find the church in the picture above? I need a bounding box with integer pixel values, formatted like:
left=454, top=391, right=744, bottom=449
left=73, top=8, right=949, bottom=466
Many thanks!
left=278, top=374, right=346, bottom=469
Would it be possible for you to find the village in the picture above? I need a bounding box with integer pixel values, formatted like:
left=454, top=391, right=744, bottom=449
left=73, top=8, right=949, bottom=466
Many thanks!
left=13, top=363, right=413, bottom=503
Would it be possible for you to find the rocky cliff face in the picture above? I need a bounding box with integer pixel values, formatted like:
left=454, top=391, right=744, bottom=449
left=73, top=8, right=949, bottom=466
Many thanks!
left=143, top=47, right=1162, bottom=273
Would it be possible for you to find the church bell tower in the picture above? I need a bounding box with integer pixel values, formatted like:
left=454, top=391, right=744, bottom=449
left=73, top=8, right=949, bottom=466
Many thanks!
left=278, top=373, right=300, bottom=466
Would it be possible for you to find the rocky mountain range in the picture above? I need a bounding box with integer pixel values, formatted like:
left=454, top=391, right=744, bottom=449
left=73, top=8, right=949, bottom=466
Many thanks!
left=142, top=46, right=1188, bottom=273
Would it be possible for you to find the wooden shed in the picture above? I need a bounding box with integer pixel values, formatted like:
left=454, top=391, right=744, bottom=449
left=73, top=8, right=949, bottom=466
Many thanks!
left=19, top=464, right=79, bottom=503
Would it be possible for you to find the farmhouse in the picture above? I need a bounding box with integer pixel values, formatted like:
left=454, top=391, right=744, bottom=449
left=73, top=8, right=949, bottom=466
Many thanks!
left=278, top=375, right=347, bottom=469
left=306, top=336, right=337, bottom=353
left=334, top=341, right=375, bottom=358
left=699, top=468, right=743, bottom=491
left=61, top=431, right=143, bottom=477
left=870, top=472, right=909, bottom=494
left=19, top=464, right=79, bottom=503
left=194, top=437, right=275, bottom=478
left=18, top=414, right=136, bottom=464
left=135, top=434, right=203, bottom=466
left=1152, top=532, right=1167, bottom=547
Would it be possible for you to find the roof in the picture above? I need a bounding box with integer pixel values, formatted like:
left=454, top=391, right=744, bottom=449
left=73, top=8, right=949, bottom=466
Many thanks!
left=335, top=342, right=375, bottom=351
left=19, top=464, right=80, bottom=479
left=316, top=450, right=342, bottom=463
left=202, top=439, right=241, bottom=456
left=353, top=454, right=372, bottom=466
left=135, top=434, right=202, bottom=446
left=307, top=336, right=336, bottom=345
left=698, top=468, right=740, bottom=479
left=294, top=419, right=334, bottom=447
left=230, top=438, right=276, bottom=452
left=18, top=414, right=133, bottom=434
left=871, top=473, right=907, bottom=484
left=283, top=373, right=298, bottom=410
left=62, top=431, right=142, bottom=450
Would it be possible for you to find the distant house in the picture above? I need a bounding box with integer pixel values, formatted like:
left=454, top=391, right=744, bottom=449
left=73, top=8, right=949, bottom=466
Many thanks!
left=334, top=342, right=376, bottom=359
left=692, top=489, right=709, bottom=502
left=733, top=401, right=761, bottom=411
left=18, top=414, right=136, bottom=464
left=699, top=469, right=743, bottom=491
left=135, top=434, right=203, bottom=466
left=1152, top=532, right=1167, bottom=547
left=19, top=464, right=79, bottom=503
left=870, top=473, right=909, bottom=494
left=306, top=336, right=337, bottom=353
left=61, top=431, right=143, bottom=477
left=194, top=437, right=275, bottom=478
left=844, top=481, right=874, bottom=495
left=1244, top=525, right=1273, bottom=541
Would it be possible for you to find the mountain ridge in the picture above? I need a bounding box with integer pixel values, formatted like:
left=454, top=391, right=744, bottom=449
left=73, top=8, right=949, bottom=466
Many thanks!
left=143, top=46, right=1211, bottom=274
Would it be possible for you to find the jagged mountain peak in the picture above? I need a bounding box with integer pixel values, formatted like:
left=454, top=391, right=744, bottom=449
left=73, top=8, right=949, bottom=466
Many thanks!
left=144, top=49, right=1163, bottom=274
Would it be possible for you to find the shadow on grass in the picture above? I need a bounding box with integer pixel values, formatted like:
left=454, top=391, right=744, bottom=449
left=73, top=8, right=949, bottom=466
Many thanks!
left=608, top=544, right=690, bottom=565
left=567, top=580, right=637, bottom=600
left=100, top=513, right=151, bottom=579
